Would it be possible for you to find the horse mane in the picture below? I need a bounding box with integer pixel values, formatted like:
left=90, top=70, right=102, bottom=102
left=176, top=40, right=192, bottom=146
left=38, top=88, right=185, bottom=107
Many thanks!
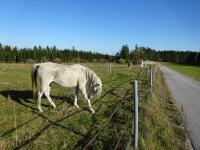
left=85, top=68, right=102, bottom=96
left=85, top=68, right=99, bottom=86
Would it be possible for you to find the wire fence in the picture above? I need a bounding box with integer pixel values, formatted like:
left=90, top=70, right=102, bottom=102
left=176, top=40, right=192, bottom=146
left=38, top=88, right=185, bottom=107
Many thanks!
left=83, top=63, right=158, bottom=150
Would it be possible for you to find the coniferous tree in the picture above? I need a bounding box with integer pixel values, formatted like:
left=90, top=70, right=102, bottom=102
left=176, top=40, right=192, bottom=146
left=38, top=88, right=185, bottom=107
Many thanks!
left=120, top=44, right=130, bottom=61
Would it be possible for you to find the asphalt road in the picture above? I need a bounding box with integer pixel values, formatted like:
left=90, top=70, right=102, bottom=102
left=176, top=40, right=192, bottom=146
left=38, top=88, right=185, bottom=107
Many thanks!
left=160, top=65, right=200, bottom=150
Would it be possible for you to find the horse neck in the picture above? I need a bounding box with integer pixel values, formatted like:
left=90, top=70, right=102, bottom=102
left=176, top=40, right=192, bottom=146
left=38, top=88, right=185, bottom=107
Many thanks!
left=86, top=69, right=101, bottom=86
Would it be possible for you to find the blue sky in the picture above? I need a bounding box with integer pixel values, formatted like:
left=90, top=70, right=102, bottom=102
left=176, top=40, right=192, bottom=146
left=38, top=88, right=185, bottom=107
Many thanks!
left=0, top=0, right=200, bottom=54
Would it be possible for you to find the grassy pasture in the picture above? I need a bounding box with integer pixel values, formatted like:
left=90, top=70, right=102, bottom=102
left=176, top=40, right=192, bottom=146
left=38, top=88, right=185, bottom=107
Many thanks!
left=161, top=62, right=200, bottom=80
left=0, top=63, right=184, bottom=149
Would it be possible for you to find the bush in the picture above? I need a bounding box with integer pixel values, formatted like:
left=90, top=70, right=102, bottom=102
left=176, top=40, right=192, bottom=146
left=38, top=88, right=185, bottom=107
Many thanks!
left=26, top=59, right=36, bottom=64
left=74, top=58, right=81, bottom=63
left=91, top=59, right=97, bottom=62
left=41, top=56, right=49, bottom=62
left=99, top=58, right=105, bottom=62
left=80, top=59, right=87, bottom=63
left=104, top=59, right=109, bottom=62
left=52, top=58, right=62, bottom=63
left=116, top=58, right=126, bottom=64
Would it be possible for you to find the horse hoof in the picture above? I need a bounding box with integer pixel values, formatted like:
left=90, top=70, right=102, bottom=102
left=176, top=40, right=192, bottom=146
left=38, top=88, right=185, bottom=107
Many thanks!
left=91, top=110, right=95, bottom=114
left=75, top=104, right=80, bottom=108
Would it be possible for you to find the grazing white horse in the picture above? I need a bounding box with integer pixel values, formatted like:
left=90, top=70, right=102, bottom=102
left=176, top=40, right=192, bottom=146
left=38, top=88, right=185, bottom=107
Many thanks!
left=32, top=62, right=102, bottom=113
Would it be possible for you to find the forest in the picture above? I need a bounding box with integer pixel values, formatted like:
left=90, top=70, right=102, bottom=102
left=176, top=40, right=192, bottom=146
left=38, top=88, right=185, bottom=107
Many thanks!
left=0, top=43, right=200, bottom=65
left=0, top=44, right=110, bottom=63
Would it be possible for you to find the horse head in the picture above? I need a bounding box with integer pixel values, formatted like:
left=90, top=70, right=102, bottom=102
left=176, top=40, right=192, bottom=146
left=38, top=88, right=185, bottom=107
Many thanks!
left=88, top=75, right=102, bottom=99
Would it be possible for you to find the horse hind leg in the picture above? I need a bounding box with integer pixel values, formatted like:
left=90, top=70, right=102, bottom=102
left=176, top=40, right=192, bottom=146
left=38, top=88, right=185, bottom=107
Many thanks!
left=74, top=87, right=80, bottom=108
left=37, top=89, right=44, bottom=112
left=44, top=86, right=56, bottom=109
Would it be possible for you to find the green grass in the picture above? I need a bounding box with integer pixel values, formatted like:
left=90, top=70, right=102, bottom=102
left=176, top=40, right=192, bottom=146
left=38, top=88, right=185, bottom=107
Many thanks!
left=161, top=62, right=200, bottom=80
left=138, top=68, right=185, bottom=150
left=0, top=63, right=184, bottom=149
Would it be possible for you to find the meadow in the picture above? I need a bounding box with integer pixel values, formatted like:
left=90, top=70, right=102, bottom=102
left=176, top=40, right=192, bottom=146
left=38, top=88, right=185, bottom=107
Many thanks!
left=0, top=63, right=184, bottom=149
left=161, top=62, right=200, bottom=80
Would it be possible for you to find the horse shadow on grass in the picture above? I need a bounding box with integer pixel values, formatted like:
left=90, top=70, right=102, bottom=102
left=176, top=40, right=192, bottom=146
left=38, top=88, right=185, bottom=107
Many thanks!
left=0, top=90, right=74, bottom=111
left=0, top=86, right=120, bottom=149
left=0, top=90, right=86, bottom=148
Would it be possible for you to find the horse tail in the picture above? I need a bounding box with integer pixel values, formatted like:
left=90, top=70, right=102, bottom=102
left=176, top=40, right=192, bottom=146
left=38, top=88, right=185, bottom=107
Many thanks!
left=32, top=64, right=40, bottom=100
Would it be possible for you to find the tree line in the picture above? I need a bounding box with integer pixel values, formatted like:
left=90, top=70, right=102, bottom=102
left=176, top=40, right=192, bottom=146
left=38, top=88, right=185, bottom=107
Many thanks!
left=0, top=43, right=200, bottom=65
left=118, top=44, right=200, bottom=65
left=0, top=43, right=111, bottom=63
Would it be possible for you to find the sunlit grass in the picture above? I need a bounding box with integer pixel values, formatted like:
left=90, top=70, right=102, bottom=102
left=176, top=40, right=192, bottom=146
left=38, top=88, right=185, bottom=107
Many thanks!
left=161, top=62, right=200, bottom=80
left=0, top=63, right=184, bottom=149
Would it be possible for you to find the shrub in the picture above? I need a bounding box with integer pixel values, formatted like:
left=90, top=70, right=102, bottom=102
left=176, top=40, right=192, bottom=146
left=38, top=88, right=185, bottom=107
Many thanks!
left=116, top=58, right=126, bottom=64
left=52, top=58, right=62, bottom=63
left=26, top=59, right=36, bottom=64
left=74, top=58, right=81, bottom=63
left=104, top=59, right=109, bottom=62
left=99, top=58, right=105, bottom=62
left=80, top=59, right=87, bottom=63
left=91, top=59, right=97, bottom=62
left=41, top=56, right=49, bottom=62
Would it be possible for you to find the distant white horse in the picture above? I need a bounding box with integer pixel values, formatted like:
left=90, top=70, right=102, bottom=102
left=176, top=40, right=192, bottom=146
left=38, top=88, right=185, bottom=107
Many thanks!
left=32, top=62, right=102, bottom=113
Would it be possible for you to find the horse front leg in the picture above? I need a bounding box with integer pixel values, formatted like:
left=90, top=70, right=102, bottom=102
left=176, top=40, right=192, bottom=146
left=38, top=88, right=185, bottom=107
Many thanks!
left=80, top=87, right=95, bottom=114
left=86, top=97, right=95, bottom=114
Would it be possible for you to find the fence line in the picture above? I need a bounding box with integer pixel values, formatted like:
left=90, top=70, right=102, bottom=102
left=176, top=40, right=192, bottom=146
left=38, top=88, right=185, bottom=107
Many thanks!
left=83, top=77, right=134, bottom=148
left=83, top=64, right=158, bottom=149
left=127, top=64, right=157, bottom=150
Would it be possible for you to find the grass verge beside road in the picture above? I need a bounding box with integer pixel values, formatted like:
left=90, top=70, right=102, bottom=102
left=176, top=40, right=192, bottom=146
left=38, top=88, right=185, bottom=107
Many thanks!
left=161, top=62, right=200, bottom=80
left=138, top=68, right=184, bottom=150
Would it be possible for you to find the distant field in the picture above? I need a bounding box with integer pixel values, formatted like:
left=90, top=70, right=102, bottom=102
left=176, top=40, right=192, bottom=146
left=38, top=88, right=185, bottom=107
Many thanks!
left=161, top=62, right=200, bottom=80
left=0, top=63, right=184, bottom=149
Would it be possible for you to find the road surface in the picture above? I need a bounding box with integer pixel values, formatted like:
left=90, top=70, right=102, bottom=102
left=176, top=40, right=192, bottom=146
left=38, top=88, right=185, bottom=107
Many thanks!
left=160, top=65, right=200, bottom=150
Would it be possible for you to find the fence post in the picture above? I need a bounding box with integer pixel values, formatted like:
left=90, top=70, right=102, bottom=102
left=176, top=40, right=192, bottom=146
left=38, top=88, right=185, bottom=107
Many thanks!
left=134, top=80, right=138, bottom=149
left=152, top=66, right=154, bottom=78
left=150, top=67, right=153, bottom=92
left=126, top=80, right=139, bottom=150
left=108, top=64, right=112, bottom=73
left=140, top=60, right=144, bottom=68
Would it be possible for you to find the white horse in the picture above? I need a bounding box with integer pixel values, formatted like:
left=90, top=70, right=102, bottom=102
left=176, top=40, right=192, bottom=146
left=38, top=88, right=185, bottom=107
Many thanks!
left=32, top=62, right=102, bottom=113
